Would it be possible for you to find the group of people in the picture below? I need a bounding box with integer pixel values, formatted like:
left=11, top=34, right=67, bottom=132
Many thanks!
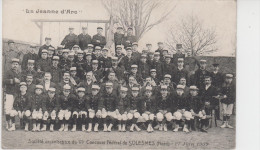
left=3, top=26, right=235, bottom=133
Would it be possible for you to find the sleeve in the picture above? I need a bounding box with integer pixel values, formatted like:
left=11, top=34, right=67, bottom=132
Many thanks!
left=91, top=35, right=98, bottom=46
left=61, top=35, right=68, bottom=45
left=101, top=36, right=106, bottom=47
left=151, top=98, right=157, bottom=114
left=3, top=71, right=14, bottom=85
left=41, top=96, right=47, bottom=112
left=125, top=97, right=130, bottom=112
left=85, top=96, right=91, bottom=110
left=54, top=96, right=60, bottom=112
left=98, top=94, right=104, bottom=110
left=13, top=96, right=19, bottom=111
left=167, top=98, right=173, bottom=112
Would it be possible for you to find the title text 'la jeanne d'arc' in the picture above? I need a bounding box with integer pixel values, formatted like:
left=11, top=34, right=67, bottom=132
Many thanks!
left=25, top=9, right=79, bottom=14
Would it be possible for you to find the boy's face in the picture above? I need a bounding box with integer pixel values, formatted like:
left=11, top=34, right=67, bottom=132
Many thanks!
left=63, top=90, right=70, bottom=97
left=41, top=53, right=48, bottom=59
left=178, top=61, right=184, bottom=67
left=11, top=62, right=19, bottom=70
left=86, top=55, right=92, bottom=61
left=92, top=64, right=98, bottom=69
left=147, top=45, right=152, bottom=50
left=180, top=78, right=186, bottom=85
left=164, top=78, right=171, bottom=84
left=97, top=29, right=103, bottom=34
left=30, top=47, right=36, bottom=53
left=149, top=54, right=154, bottom=59
left=92, top=89, right=99, bottom=95
left=116, top=49, right=122, bottom=54
left=95, top=50, right=101, bottom=56
left=165, top=58, right=171, bottom=64
left=154, top=55, right=160, bottom=61
left=106, top=87, right=113, bottom=94
left=145, top=90, right=152, bottom=97
left=151, top=72, right=156, bottom=77
left=132, top=91, right=138, bottom=97
left=158, top=43, right=164, bottom=49
left=27, top=63, right=34, bottom=70
left=140, top=57, right=146, bottom=63
left=161, top=89, right=168, bottom=97
left=78, top=54, right=83, bottom=59
left=126, top=50, right=132, bottom=56
left=132, top=45, right=138, bottom=51
left=20, top=86, right=27, bottom=93
left=48, top=50, right=54, bottom=55
left=176, top=89, right=184, bottom=96
left=48, top=91, right=55, bottom=98
left=120, top=91, right=127, bottom=98
left=78, top=91, right=85, bottom=98
left=200, top=63, right=207, bottom=70
left=162, top=51, right=168, bottom=56
left=131, top=68, right=137, bottom=74
left=190, top=90, right=198, bottom=96
left=127, top=29, right=133, bottom=35
left=70, top=71, right=77, bottom=77
left=68, top=56, right=74, bottom=61
left=112, top=60, right=118, bottom=66
left=108, top=73, right=115, bottom=81
left=102, top=50, right=108, bottom=56
left=35, top=89, right=42, bottom=95
left=213, top=66, right=219, bottom=72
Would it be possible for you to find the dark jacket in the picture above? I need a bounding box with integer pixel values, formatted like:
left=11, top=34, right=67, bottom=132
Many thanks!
left=13, top=93, right=30, bottom=111
left=86, top=93, right=101, bottom=111
left=185, top=95, right=203, bottom=113
left=101, top=91, right=117, bottom=111
left=72, top=95, right=87, bottom=112
left=42, top=95, right=60, bottom=112
left=116, top=95, right=130, bottom=114
left=92, top=34, right=106, bottom=49
left=200, top=85, right=219, bottom=107
left=220, top=82, right=236, bottom=104
left=58, top=94, right=77, bottom=111
left=156, top=95, right=172, bottom=112
left=194, top=69, right=211, bottom=89
left=139, top=96, right=156, bottom=114
left=78, top=33, right=92, bottom=50
left=3, top=69, right=21, bottom=94
left=61, top=33, right=79, bottom=50
left=30, top=93, right=47, bottom=111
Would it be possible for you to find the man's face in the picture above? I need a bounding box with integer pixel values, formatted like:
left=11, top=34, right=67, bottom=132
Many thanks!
left=145, top=78, right=151, bottom=83
left=176, top=89, right=184, bottom=96
left=164, top=78, right=171, bottom=84
left=86, top=55, right=92, bottom=61
left=120, top=91, right=127, bottom=98
left=11, top=62, right=19, bottom=70
left=145, top=90, right=152, bottom=97
left=132, top=45, right=138, bottom=51
left=200, top=63, right=207, bottom=70
left=77, top=53, right=84, bottom=60
left=63, top=90, right=70, bottom=97
left=86, top=74, right=92, bottom=80
left=149, top=54, right=154, bottom=59
left=20, top=86, right=27, bottom=93
left=129, top=77, right=135, bottom=84
left=27, top=63, right=34, bottom=70
left=131, top=68, right=137, bottom=74
left=35, top=89, right=42, bottom=95
left=63, top=53, right=69, bottom=59
left=162, top=51, right=168, bottom=56
left=92, top=63, right=98, bottom=69
left=161, top=89, right=168, bottom=97
left=190, top=90, right=198, bottom=96
left=204, top=78, right=211, bottom=85
left=108, top=73, right=115, bottom=81
left=187, top=49, right=192, bottom=56
left=41, top=53, right=48, bottom=59
left=127, top=29, right=133, bottom=35
left=165, top=58, right=171, bottom=64
left=82, top=28, right=87, bottom=34
left=88, top=47, right=94, bottom=52
left=213, top=66, right=219, bottom=72
left=132, top=91, right=138, bottom=97
left=48, top=91, right=55, bottom=98
left=117, top=28, right=123, bottom=33
left=63, top=74, right=70, bottom=81
left=158, top=43, right=164, bottom=49
left=68, top=55, right=74, bottom=61
left=92, top=89, right=99, bottom=95
left=69, top=29, right=74, bottom=34
left=112, top=60, right=118, bottom=66
left=78, top=91, right=85, bottom=98
left=26, top=76, right=33, bottom=84
left=46, top=39, right=51, bottom=45
left=140, top=57, right=146, bottom=63
left=116, top=48, right=122, bottom=54
left=179, top=78, right=186, bottom=85
left=154, top=55, right=160, bottom=61
left=97, top=29, right=103, bottom=34
left=70, top=71, right=77, bottom=77
left=30, top=47, right=36, bottom=53
left=95, top=50, right=101, bottom=56
left=151, top=72, right=156, bottom=78
left=126, top=50, right=132, bottom=56
left=52, top=60, right=59, bottom=66
left=106, top=86, right=113, bottom=94
left=147, top=45, right=152, bottom=50
left=177, top=49, right=182, bottom=53
left=44, top=74, right=51, bottom=81
left=178, top=61, right=184, bottom=67
left=102, top=50, right=108, bottom=57
left=225, top=78, right=233, bottom=84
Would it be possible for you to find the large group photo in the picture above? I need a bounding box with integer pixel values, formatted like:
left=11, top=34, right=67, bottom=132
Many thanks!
left=2, top=0, right=236, bottom=149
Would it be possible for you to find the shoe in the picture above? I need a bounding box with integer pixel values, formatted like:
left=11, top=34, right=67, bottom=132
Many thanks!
left=107, top=124, right=113, bottom=132
left=41, top=125, right=47, bottom=131
left=183, top=127, right=190, bottom=133
left=82, top=125, right=86, bottom=131
left=36, top=123, right=41, bottom=132
left=64, top=124, right=69, bottom=132
left=200, top=128, right=208, bottom=133
left=103, top=124, right=108, bottom=132
left=118, top=124, right=122, bottom=132
left=163, top=124, right=167, bottom=132
left=226, top=124, right=234, bottom=129
left=32, top=124, right=37, bottom=132
left=130, top=124, right=134, bottom=132
left=94, top=124, right=99, bottom=132
left=150, top=125, right=154, bottom=132
left=147, top=124, right=151, bottom=133
left=8, top=123, right=15, bottom=131
left=59, top=124, right=64, bottom=132
left=87, top=123, right=92, bottom=132
left=25, top=123, right=29, bottom=132
left=159, top=124, right=163, bottom=131
left=71, top=125, right=76, bottom=132
left=220, top=122, right=227, bottom=128
left=135, top=124, right=141, bottom=132
left=122, top=124, right=126, bottom=132
left=50, top=124, right=54, bottom=132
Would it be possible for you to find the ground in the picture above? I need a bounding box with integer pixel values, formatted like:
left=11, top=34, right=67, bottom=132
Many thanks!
left=2, top=116, right=235, bottom=149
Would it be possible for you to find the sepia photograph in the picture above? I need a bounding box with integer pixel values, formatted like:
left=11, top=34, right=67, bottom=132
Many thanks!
left=2, top=0, right=236, bottom=149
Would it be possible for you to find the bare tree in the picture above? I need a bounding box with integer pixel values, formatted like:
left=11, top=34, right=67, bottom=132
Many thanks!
left=166, top=14, right=218, bottom=56
left=103, top=0, right=176, bottom=42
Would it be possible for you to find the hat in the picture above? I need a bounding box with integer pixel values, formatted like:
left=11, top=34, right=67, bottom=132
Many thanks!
left=48, top=88, right=56, bottom=92
left=146, top=43, right=152, bottom=46
left=92, top=85, right=100, bottom=90
left=63, top=84, right=71, bottom=90
left=77, top=50, right=84, bottom=54
left=178, top=58, right=184, bottom=62
left=150, top=69, right=156, bottom=72
left=162, top=49, right=168, bottom=52
left=20, top=82, right=27, bottom=87
left=64, top=72, right=70, bottom=76
left=57, top=45, right=64, bottom=49
left=120, top=87, right=128, bottom=92
left=131, top=64, right=138, bottom=68
left=154, top=52, right=160, bottom=56
left=190, top=86, right=198, bottom=90
left=164, top=74, right=171, bottom=79
left=68, top=52, right=75, bottom=56
left=63, top=49, right=70, bottom=53
left=226, top=74, right=233, bottom=78
left=142, top=49, right=149, bottom=53
left=128, top=27, right=133, bottom=30
left=157, top=42, right=163, bottom=44
left=132, top=42, right=138, bottom=46
left=73, top=45, right=80, bottom=48
left=77, top=87, right=85, bottom=92
left=160, top=85, right=168, bottom=90
left=42, top=49, right=48, bottom=54
left=132, top=87, right=139, bottom=91
left=200, top=59, right=207, bottom=63
left=85, top=52, right=92, bottom=56
left=92, top=60, right=98, bottom=64
left=70, top=67, right=77, bottom=71
left=105, top=82, right=113, bottom=87
left=69, top=26, right=74, bottom=29
left=145, top=86, right=153, bottom=91
left=148, top=52, right=154, bottom=55
left=126, top=47, right=132, bottom=50
left=36, top=85, right=43, bottom=89
left=8, top=40, right=14, bottom=44
left=52, top=56, right=60, bottom=60
left=82, top=26, right=87, bottom=29
left=11, top=58, right=19, bottom=63
left=165, top=54, right=172, bottom=58
left=116, top=45, right=123, bottom=49
left=102, top=48, right=109, bottom=51
left=176, top=85, right=185, bottom=90
left=176, top=44, right=182, bottom=49
left=117, top=26, right=123, bottom=30
left=97, top=27, right=103, bottom=30
left=212, top=63, right=219, bottom=67
left=86, top=71, right=93, bottom=76
left=112, top=57, right=118, bottom=61
left=26, top=74, right=33, bottom=78
left=88, top=44, right=94, bottom=47
left=28, top=59, right=35, bottom=64
left=30, top=44, right=37, bottom=48
left=48, top=47, right=55, bottom=51
left=141, top=54, right=147, bottom=58
left=95, top=46, right=101, bottom=50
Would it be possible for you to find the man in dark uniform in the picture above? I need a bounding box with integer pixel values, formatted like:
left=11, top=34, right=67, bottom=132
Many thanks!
left=59, top=49, right=71, bottom=72
left=115, top=45, right=125, bottom=63
left=22, top=44, right=38, bottom=70
left=21, top=60, right=38, bottom=83
left=119, top=47, right=137, bottom=73
left=194, top=59, right=211, bottom=89
left=122, top=27, right=137, bottom=49
left=61, top=27, right=79, bottom=50
left=172, top=44, right=185, bottom=66
left=92, top=27, right=106, bottom=49
left=75, top=50, right=86, bottom=80
left=173, top=58, right=190, bottom=86
left=114, top=26, right=124, bottom=51
left=132, top=42, right=141, bottom=62
left=162, top=54, right=176, bottom=77
left=138, top=54, right=150, bottom=80
left=50, top=56, right=62, bottom=84
left=210, top=63, right=224, bottom=90
left=146, top=43, right=153, bottom=53
left=78, top=26, right=92, bottom=50
left=99, top=48, right=112, bottom=70
left=110, top=57, right=125, bottom=83
left=151, top=52, right=163, bottom=81
left=39, top=37, right=55, bottom=58
left=36, top=49, right=51, bottom=72
left=155, top=42, right=165, bottom=59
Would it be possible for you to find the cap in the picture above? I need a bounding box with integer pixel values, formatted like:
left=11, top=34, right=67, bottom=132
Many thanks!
left=86, top=71, right=93, bottom=76
left=86, top=52, right=92, bottom=56
left=200, top=59, right=207, bottom=63
left=142, top=49, right=149, bottom=53
left=150, top=69, right=156, bottom=72
left=141, top=54, right=147, bottom=58
left=131, top=64, right=138, bottom=68
left=162, top=49, right=168, bottom=52
left=212, top=63, right=219, bottom=67
left=63, top=49, right=70, bottom=53
left=8, top=40, right=15, bottom=44
left=226, top=74, right=234, bottom=78
left=154, top=52, right=160, bottom=56
left=28, top=59, right=35, bottom=64
left=102, top=48, right=109, bottom=51
left=72, top=45, right=80, bottom=48
left=112, top=57, right=118, bottom=60
left=92, top=85, right=100, bottom=90
left=117, top=26, right=123, bottom=29
left=176, top=44, right=182, bottom=49
left=161, top=85, right=168, bottom=90
left=48, top=87, right=56, bottom=92
left=52, top=56, right=60, bottom=60
left=126, top=47, right=132, bottom=50
left=145, top=86, right=153, bottom=91
left=63, top=84, right=71, bottom=90
left=128, top=27, right=133, bottom=30
left=68, top=52, right=75, bottom=56
left=190, top=86, right=198, bottom=90
left=165, top=54, right=172, bottom=58
left=176, top=85, right=185, bottom=90
left=105, top=82, right=113, bottom=87
left=64, top=72, right=70, bottom=76
left=116, top=45, right=123, bottom=49
left=132, top=42, right=138, bottom=46
left=36, top=85, right=43, bottom=89
left=30, top=44, right=37, bottom=48
left=70, top=67, right=77, bottom=71
left=48, top=47, right=55, bottom=51
left=178, top=58, right=184, bottom=62
left=92, top=60, right=98, bottom=64
left=77, top=87, right=86, bottom=92
left=11, top=58, right=19, bottom=63
left=164, top=74, right=172, bottom=79
left=132, top=87, right=139, bottom=91
left=97, top=27, right=103, bottom=30
left=95, top=46, right=101, bottom=50
left=20, top=82, right=27, bottom=87
left=77, top=50, right=84, bottom=54
left=82, top=26, right=87, bottom=29
left=42, top=49, right=48, bottom=53
left=120, top=87, right=128, bottom=92
left=88, top=44, right=94, bottom=47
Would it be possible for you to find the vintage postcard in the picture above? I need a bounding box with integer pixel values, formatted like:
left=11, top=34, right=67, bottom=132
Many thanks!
left=2, top=0, right=236, bottom=149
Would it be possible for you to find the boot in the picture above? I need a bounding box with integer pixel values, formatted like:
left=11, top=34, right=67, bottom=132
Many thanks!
left=71, top=124, right=76, bottom=132
left=32, top=123, right=37, bottom=132
left=8, top=123, right=16, bottom=131
left=147, top=124, right=151, bottom=133
left=173, top=124, right=179, bottom=132
left=107, top=124, right=113, bottom=132
left=103, top=124, right=108, bottom=132
left=163, top=124, right=168, bottom=132
left=50, top=124, right=54, bottom=132
left=134, top=124, right=141, bottom=132
left=118, top=124, right=122, bottom=132
left=130, top=124, right=134, bottom=132
left=5, top=121, right=9, bottom=130
left=183, top=124, right=189, bottom=133
left=159, top=124, right=163, bottom=131
left=150, top=124, right=154, bottom=132
left=41, top=124, right=47, bottom=131
left=122, top=124, right=126, bottom=132
left=64, top=124, right=69, bottom=132
left=25, top=123, right=29, bottom=132
left=226, top=122, right=233, bottom=129
left=36, top=123, right=41, bottom=131
left=59, top=124, right=65, bottom=131
left=220, top=121, right=227, bottom=128
left=82, top=125, right=86, bottom=131
left=94, top=123, right=99, bottom=132
left=87, top=123, right=92, bottom=132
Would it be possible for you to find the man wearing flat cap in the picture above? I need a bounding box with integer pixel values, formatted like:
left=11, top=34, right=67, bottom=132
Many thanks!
left=21, top=44, right=38, bottom=70
left=39, top=37, right=55, bottom=58
left=114, top=26, right=124, bottom=51
left=172, top=44, right=185, bottom=66
left=210, top=63, right=224, bottom=89
left=92, top=27, right=106, bottom=49
left=61, top=27, right=79, bottom=50
left=155, top=42, right=165, bottom=59
left=122, top=27, right=137, bottom=49
left=78, top=26, right=92, bottom=50
left=194, top=59, right=211, bottom=89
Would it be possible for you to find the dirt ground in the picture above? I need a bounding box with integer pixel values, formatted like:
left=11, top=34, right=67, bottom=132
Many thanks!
left=2, top=116, right=235, bottom=149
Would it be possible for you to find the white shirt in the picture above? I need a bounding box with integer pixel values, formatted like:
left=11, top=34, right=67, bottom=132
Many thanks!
left=45, top=81, right=50, bottom=91
left=205, top=84, right=211, bottom=90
